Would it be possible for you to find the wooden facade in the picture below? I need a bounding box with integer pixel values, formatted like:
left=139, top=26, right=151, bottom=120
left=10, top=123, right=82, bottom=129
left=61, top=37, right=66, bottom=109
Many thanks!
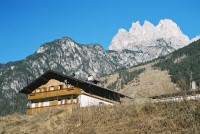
left=26, top=79, right=81, bottom=114
left=19, top=70, right=130, bottom=115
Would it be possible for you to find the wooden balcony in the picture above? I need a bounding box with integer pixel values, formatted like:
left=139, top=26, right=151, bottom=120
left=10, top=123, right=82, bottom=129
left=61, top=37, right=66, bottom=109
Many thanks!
left=28, top=88, right=81, bottom=100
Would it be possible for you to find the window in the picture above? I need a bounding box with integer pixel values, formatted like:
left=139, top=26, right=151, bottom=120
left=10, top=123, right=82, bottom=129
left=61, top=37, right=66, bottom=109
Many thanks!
left=44, top=101, right=50, bottom=107
left=27, top=102, right=31, bottom=108
left=41, top=88, right=44, bottom=92
left=38, top=102, right=41, bottom=107
left=67, top=99, right=71, bottom=104
left=36, top=89, right=40, bottom=93
left=61, top=99, right=66, bottom=105
left=74, top=99, right=77, bottom=103
left=46, top=87, right=49, bottom=91
left=43, top=87, right=47, bottom=92
left=58, top=101, right=61, bottom=105
left=67, top=84, right=74, bottom=88
left=43, top=102, right=47, bottom=107
left=58, top=85, right=63, bottom=90
left=31, top=103, right=35, bottom=108
left=50, top=86, right=54, bottom=91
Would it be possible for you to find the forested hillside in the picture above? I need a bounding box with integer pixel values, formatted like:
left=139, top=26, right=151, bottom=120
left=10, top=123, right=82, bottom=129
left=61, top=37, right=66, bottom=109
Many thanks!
left=154, top=39, right=200, bottom=90
left=0, top=89, right=27, bottom=116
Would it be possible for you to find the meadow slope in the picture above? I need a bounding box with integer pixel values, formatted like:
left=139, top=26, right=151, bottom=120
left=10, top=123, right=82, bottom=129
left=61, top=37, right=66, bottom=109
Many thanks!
left=0, top=100, right=200, bottom=134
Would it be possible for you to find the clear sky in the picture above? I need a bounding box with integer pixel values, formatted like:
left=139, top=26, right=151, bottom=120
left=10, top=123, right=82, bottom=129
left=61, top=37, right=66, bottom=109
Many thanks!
left=0, top=0, right=200, bottom=64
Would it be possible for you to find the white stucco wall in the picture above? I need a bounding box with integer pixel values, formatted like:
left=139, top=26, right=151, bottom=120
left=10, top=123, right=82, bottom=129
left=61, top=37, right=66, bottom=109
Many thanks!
left=78, top=94, right=113, bottom=107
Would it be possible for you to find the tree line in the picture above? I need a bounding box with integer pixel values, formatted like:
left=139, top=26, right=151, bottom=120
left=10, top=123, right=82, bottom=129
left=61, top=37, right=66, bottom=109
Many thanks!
left=154, top=39, right=200, bottom=90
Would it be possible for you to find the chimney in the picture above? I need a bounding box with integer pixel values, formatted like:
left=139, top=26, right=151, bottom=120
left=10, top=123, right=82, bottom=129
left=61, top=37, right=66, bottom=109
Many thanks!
left=88, top=74, right=94, bottom=81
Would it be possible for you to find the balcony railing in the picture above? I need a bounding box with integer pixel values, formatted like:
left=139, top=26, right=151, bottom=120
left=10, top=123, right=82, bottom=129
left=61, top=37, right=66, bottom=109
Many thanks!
left=28, top=88, right=81, bottom=100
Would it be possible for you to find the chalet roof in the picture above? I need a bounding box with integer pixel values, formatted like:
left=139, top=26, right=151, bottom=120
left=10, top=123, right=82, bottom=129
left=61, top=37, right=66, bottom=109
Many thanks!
left=19, top=70, right=131, bottom=101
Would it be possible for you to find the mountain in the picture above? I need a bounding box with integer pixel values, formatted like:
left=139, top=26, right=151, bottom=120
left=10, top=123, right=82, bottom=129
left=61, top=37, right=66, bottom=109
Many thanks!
left=154, top=39, right=200, bottom=90
left=109, top=19, right=190, bottom=62
left=0, top=37, right=119, bottom=93
left=1, top=36, right=177, bottom=94
left=108, top=49, right=141, bottom=67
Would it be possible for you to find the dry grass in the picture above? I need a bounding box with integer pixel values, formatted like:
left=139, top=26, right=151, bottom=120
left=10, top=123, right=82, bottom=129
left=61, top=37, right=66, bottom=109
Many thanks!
left=99, top=62, right=178, bottom=99
left=120, top=64, right=178, bottom=98
left=0, top=100, right=200, bottom=134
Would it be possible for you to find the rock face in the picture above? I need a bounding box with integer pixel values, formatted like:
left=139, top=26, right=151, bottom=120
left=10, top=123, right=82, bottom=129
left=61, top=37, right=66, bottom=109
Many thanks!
left=108, top=49, right=142, bottom=67
left=109, top=19, right=190, bottom=62
left=1, top=36, right=155, bottom=93
left=0, top=37, right=118, bottom=92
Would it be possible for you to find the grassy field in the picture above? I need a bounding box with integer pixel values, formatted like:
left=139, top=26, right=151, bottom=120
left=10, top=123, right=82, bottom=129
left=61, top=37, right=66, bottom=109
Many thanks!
left=0, top=100, right=200, bottom=134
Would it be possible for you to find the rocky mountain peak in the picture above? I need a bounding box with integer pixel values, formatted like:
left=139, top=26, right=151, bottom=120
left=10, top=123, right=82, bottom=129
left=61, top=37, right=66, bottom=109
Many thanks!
left=143, top=20, right=155, bottom=28
left=156, top=19, right=187, bottom=39
left=118, top=28, right=127, bottom=34
left=109, top=19, right=190, bottom=51
left=129, top=21, right=142, bottom=33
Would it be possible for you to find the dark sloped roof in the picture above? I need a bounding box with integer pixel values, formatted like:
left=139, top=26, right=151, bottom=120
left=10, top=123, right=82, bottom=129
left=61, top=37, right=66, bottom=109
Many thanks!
left=19, top=70, right=131, bottom=101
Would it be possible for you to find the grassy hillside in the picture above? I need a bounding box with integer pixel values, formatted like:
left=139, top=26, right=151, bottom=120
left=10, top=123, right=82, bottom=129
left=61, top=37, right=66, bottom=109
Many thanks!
left=0, top=100, right=200, bottom=133
left=100, top=67, right=145, bottom=90
left=100, top=62, right=177, bottom=98
left=154, top=39, right=200, bottom=90
left=121, top=63, right=177, bottom=98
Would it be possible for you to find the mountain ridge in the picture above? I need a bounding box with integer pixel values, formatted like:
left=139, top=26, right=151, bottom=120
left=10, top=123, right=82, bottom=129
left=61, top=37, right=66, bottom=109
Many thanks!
left=109, top=19, right=190, bottom=51
left=1, top=37, right=129, bottom=93
left=0, top=35, right=199, bottom=93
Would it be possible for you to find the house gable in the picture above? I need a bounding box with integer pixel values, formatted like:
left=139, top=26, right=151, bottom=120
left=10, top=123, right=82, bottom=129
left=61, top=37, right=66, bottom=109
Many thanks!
left=31, top=79, right=75, bottom=93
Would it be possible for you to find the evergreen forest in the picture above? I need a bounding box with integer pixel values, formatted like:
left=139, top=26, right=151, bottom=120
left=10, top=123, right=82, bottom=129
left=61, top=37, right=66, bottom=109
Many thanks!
left=154, top=39, right=200, bottom=90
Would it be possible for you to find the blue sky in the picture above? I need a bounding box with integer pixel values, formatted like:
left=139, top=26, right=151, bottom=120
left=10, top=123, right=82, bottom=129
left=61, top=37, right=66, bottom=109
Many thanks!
left=0, top=0, right=200, bottom=63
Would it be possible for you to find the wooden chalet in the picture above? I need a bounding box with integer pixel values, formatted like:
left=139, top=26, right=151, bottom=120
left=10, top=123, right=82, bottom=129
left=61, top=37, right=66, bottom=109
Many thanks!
left=19, top=70, right=130, bottom=114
